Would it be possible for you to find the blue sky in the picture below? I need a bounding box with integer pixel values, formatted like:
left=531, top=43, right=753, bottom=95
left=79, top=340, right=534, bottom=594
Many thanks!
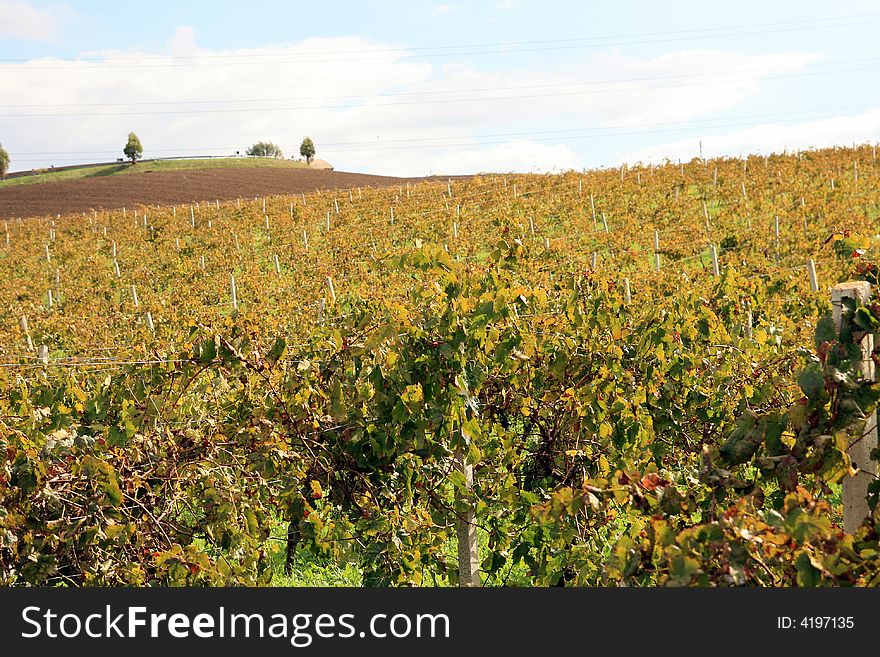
left=2, top=0, right=879, bottom=174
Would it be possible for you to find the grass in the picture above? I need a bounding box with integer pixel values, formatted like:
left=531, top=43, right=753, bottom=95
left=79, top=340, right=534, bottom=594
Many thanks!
left=0, top=157, right=309, bottom=188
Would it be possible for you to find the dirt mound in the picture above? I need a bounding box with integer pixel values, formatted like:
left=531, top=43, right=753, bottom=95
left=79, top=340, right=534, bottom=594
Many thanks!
left=0, top=167, right=462, bottom=219
left=308, top=159, right=333, bottom=170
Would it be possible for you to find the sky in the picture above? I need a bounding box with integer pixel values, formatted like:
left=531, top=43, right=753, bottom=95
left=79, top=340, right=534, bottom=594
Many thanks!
left=1, top=0, right=879, bottom=176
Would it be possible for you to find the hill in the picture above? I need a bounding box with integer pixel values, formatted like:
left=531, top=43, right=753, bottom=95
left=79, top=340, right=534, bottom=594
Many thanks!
left=2, top=144, right=880, bottom=588
left=0, top=157, right=462, bottom=219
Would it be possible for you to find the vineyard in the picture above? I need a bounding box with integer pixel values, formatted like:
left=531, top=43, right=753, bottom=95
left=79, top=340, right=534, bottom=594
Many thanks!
left=2, top=144, right=880, bottom=587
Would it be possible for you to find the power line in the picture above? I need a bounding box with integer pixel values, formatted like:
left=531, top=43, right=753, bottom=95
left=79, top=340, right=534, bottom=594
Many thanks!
left=4, top=62, right=879, bottom=119
left=3, top=14, right=879, bottom=69
left=8, top=104, right=880, bottom=163
left=6, top=56, right=878, bottom=110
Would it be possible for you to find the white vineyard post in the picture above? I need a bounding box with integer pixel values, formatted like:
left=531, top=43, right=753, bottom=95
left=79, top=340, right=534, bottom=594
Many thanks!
left=230, top=275, right=238, bottom=310
left=807, top=259, right=819, bottom=292
left=831, top=282, right=878, bottom=533
left=327, top=276, right=336, bottom=302
left=711, top=245, right=720, bottom=276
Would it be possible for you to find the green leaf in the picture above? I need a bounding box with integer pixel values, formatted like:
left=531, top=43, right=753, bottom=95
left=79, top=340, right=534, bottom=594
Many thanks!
left=266, top=336, right=286, bottom=366
left=797, top=364, right=825, bottom=401
left=814, top=315, right=837, bottom=350
left=795, top=552, right=821, bottom=587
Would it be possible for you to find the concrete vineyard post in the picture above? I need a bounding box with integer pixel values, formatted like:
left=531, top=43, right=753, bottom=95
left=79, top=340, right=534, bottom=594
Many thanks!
left=831, top=282, right=878, bottom=533
left=230, top=275, right=238, bottom=310
left=21, top=315, right=34, bottom=352
left=711, top=245, right=720, bottom=276
left=454, top=444, right=480, bottom=587
left=623, top=278, right=632, bottom=303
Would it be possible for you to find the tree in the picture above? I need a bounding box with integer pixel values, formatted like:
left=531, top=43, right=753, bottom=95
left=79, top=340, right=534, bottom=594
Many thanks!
left=0, top=143, right=9, bottom=179
left=123, top=132, right=143, bottom=164
left=300, top=137, right=316, bottom=164
left=246, top=141, right=283, bottom=158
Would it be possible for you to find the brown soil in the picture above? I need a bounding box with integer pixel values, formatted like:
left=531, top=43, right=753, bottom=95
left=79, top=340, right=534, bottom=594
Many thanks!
left=0, top=168, right=466, bottom=219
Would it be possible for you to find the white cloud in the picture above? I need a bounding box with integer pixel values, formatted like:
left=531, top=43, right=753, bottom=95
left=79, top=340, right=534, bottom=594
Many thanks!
left=621, top=109, right=880, bottom=165
left=432, top=4, right=459, bottom=15
left=351, top=140, right=581, bottom=176
left=0, top=0, right=70, bottom=41
left=167, top=26, right=200, bottom=57
left=0, top=28, right=823, bottom=176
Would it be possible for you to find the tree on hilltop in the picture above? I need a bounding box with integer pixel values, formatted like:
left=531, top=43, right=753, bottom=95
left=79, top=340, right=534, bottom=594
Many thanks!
left=0, top=143, right=9, bottom=179
left=246, top=141, right=284, bottom=158
left=300, top=137, right=315, bottom=164
left=123, top=132, right=143, bottom=164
